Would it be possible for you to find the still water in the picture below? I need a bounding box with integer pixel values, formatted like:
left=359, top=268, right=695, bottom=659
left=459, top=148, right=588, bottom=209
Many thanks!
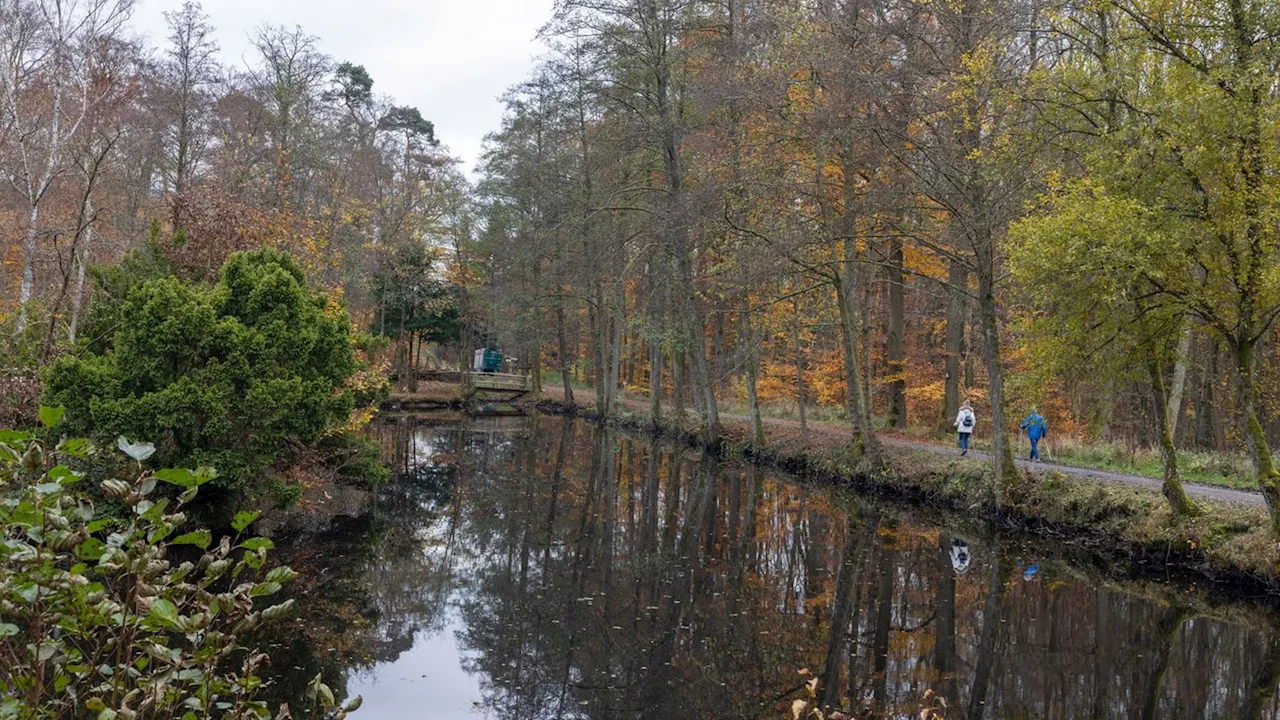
left=261, top=414, right=1280, bottom=719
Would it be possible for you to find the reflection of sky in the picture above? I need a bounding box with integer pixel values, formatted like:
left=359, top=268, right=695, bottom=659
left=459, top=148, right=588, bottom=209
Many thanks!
left=347, top=607, right=486, bottom=719
left=345, top=421, right=496, bottom=718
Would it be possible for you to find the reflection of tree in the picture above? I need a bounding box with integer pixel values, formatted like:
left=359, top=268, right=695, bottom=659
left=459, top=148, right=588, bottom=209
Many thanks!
left=966, top=535, right=1012, bottom=720
left=935, top=533, right=960, bottom=710
left=261, top=418, right=467, bottom=707
left=262, top=415, right=1280, bottom=719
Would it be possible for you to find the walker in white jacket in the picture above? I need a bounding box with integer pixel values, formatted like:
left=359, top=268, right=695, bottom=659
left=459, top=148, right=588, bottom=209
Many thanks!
left=954, top=406, right=976, bottom=455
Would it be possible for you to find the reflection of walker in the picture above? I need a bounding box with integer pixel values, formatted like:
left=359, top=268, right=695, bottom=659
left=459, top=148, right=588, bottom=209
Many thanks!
left=950, top=539, right=972, bottom=575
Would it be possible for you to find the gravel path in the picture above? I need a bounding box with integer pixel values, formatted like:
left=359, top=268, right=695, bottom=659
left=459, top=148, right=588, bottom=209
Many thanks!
left=878, top=434, right=1265, bottom=508
left=546, top=388, right=1266, bottom=508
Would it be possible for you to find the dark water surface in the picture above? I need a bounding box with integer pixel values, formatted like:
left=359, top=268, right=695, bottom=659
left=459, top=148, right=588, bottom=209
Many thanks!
left=261, top=414, right=1280, bottom=719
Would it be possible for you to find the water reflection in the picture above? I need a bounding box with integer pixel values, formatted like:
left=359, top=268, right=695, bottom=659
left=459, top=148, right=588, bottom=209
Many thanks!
left=263, top=415, right=1280, bottom=719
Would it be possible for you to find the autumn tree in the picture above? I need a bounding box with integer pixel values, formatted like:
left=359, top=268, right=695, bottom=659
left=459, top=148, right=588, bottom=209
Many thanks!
left=0, top=0, right=134, bottom=333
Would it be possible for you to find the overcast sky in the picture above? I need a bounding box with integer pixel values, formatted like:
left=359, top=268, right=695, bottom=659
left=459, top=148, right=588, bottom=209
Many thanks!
left=130, top=0, right=556, bottom=179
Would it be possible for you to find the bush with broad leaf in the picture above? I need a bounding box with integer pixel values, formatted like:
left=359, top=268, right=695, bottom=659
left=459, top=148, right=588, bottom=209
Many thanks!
left=0, top=408, right=359, bottom=719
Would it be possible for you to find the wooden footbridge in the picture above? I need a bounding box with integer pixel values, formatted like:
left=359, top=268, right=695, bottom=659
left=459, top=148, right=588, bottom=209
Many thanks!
left=462, top=371, right=532, bottom=401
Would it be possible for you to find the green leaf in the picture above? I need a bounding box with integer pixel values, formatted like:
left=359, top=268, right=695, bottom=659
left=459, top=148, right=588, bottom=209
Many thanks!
left=86, top=519, right=113, bottom=533
left=46, top=465, right=83, bottom=484
left=171, top=531, right=212, bottom=550
left=264, top=566, right=298, bottom=584
left=0, top=430, right=32, bottom=445
left=249, top=582, right=282, bottom=598
left=154, top=468, right=196, bottom=489
left=193, top=467, right=219, bottom=486
left=141, top=499, right=170, bottom=523
left=33, top=483, right=62, bottom=496
left=241, top=537, right=274, bottom=552
left=38, top=405, right=66, bottom=428
left=14, top=583, right=37, bottom=603
left=55, top=437, right=95, bottom=459
left=0, top=623, right=18, bottom=637
left=76, top=538, right=108, bottom=562
left=231, top=511, right=260, bottom=533
left=262, top=599, right=296, bottom=620
left=148, top=598, right=182, bottom=630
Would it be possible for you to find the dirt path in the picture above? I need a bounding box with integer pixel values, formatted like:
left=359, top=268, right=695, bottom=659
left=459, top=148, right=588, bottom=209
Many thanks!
left=547, top=387, right=1265, bottom=508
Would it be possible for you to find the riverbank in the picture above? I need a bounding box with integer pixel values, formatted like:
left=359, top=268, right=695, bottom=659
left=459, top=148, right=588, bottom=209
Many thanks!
left=530, top=390, right=1280, bottom=596
left=264, top=413, right=1280, bottom=717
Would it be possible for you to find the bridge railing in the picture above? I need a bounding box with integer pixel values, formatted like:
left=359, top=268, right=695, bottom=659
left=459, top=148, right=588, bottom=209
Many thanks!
left=462, top=371, right=531, bottom=394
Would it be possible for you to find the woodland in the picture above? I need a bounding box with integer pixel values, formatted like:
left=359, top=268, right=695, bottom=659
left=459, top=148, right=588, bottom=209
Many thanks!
left=475, top=0, right=1280, bottom=531
left=2, top=0, right=1280, bottom=569
left=4, top=0, right=1280, bottom=716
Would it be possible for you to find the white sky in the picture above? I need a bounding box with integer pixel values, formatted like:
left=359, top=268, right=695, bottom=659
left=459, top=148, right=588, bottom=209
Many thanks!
left=130, top=0, right=556, bottom=179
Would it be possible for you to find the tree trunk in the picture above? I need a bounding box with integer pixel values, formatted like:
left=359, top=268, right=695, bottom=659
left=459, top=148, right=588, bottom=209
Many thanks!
left=870, top=529, right=894, bottom=714
left=1234, top=341, right=1280, bottom=533
left=834, top=159, right=881, bottom=465
left=607, top=284, right=625, bottom=415
left=1148, top=355, right=1200, bottom=516
left=935, top=534, right=960, bottom=710
left=966, top=537, right=1010, bottom=720
left=887, top=233, right=907, bottom=428
left=408, top=331, right=419, bottom=393
left=1195, top=340, right=1216, bottom=450
left=679, top=248, right=717, bottom=442
left=68, top=201, right=93, bottom=345
left=17, top=203, right=42, bottom=334
left=1167, top=326, right=1193, bottom=441
left=556, top=286, right=575, bottom=406
left=742, top=300, right=765, bottom=448
left=530, top=331, right=542, bottom=399
left=977, top=273, right=1017, bottom=505
left=792, top=300, right=808, bottom=442
left=592, top=282, right=609, bottom=416
left=944, top=259, right=967, bottom=429
left=649, top=329, right=663, bottom=425
left=1138, top=608, right=1185, bottom=720
left=673, top=344, right=687, bottom=428
left=818, top=516, right=864, bottom=711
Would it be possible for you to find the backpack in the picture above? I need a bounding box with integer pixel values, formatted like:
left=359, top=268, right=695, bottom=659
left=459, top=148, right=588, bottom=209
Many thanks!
left=962, top=411, right=974, bottom=428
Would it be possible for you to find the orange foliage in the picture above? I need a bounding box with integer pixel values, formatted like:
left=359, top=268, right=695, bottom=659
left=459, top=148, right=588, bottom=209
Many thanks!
left=168, top=186, right=337, bottom=284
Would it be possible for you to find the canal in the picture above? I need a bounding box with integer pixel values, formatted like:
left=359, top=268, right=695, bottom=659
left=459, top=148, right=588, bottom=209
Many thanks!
left=259, top=414, right=1280, bottom=719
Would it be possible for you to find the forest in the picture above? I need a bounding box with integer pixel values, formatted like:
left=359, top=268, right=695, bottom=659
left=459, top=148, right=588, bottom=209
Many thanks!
left=474, top=0, right=1280, bottom=529
left=3, top=0, right=1280, bottom=522
left=4, top=0, right=1280, bottom=716
left=4, top=0, right=1280, bottom=519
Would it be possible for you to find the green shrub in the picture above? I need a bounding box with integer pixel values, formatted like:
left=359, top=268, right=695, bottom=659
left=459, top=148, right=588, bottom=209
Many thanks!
left=44, top=249, right=357, bottom=497
left=0, top=410, right=358, bottom=719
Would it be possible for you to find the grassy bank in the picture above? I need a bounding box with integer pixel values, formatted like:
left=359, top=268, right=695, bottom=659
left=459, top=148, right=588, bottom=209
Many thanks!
left=531, top=394, right=1280, bottom=596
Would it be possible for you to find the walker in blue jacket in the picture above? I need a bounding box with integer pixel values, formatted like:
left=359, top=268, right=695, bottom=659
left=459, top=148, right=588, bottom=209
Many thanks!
left=1020, top=410, right=1048, bottom=461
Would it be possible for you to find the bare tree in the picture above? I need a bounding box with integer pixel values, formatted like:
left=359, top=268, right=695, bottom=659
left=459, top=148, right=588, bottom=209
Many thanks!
left=160, top=0, right=219, bottom=198
left=247, top=24, right=331, bottom=206
left=0, top=0, right=133, bottom=333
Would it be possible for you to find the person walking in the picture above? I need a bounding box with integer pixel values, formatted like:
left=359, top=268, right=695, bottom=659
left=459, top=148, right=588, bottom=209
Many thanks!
left=1020, top=408, right=1048, bottom=462
left=954, top=400, right=976, bottom=456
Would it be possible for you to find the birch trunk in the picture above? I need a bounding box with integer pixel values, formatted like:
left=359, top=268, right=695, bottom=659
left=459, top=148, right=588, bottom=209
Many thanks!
left=1167, top=326, right=1193, bottom=439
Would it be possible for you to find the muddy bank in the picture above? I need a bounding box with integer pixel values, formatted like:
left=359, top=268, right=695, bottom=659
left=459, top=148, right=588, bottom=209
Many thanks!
left=532, top=397, right=1280, bottom=605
